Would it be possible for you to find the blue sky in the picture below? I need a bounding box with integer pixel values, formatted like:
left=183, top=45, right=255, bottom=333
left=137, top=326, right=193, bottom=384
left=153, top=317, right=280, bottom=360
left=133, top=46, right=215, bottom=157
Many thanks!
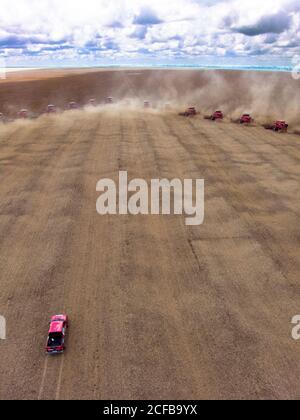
left=0, top=0, right=299, bottom=67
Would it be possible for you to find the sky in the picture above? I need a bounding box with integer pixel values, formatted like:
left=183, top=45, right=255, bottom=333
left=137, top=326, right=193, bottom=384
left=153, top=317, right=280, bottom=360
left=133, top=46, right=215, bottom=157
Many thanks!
left=0, top=0, right=299, bottom=68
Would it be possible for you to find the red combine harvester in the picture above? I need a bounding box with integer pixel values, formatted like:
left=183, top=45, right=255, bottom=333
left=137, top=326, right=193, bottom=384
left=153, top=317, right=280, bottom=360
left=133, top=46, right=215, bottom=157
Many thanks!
left=240, top=114, right=253, bottom=124
left=105, top=97, right=113, bottom=104
left=68, top=101, right=78, bottom=110
left=18, top=109, right=29, bottom=119
left=179, top=107, right=197, bottom=117
left=47, top=104, right=56, bottom=114
left=205, top=110, right=223, bottom=121
left=264, top=120, right=288, bottom=133
left=46, top=314, right=69, bottom=355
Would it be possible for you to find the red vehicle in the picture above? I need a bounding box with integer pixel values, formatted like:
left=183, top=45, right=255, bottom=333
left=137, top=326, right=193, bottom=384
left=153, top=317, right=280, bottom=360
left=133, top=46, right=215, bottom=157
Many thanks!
left=264, top=120, right=288, bottom=133
left=179, top=107, right=197, bottom=117
left=47, top=104, right=56, bottom=114
left=46, top=314, right=69, bottom=354
left=68, top=101, right=78, bottom=110
left=210, top=110, right=223, bottom=121
left=240, top=114, right=253, bottom=124
left=18, top=109, right=29, bottom=119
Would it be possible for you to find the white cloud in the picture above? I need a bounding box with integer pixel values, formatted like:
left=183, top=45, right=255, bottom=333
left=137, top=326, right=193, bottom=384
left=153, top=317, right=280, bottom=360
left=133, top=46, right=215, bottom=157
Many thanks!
left=0, top=0, right=298, bottom=65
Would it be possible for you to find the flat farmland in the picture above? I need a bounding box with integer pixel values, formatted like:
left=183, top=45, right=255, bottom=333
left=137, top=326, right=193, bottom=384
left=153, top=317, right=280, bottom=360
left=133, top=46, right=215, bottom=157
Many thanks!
left=0, top=104, right=299, bottom=400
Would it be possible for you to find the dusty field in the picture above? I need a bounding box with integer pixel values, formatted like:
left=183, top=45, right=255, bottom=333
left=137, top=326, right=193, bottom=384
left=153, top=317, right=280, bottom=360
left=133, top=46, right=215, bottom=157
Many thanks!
left=1, top=68, right=300, bottom=130
left=0, top=70, right=300, bottom=400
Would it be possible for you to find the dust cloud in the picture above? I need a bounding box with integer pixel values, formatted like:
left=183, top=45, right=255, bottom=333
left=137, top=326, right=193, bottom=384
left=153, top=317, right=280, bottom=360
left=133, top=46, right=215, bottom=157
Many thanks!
left=0, top=69, right=299, bottom=131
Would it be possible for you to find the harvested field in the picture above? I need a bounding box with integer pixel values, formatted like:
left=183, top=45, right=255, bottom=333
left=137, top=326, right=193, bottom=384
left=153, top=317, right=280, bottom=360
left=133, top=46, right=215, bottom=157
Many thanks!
left=0, top=69, right=300, bottom=400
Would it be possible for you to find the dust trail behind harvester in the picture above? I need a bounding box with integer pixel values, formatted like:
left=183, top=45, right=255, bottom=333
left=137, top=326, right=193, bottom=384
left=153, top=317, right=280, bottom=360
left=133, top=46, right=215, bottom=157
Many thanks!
left=128, top=70, right=300, bottom=130
left=0, top=68, right=299, bottom=131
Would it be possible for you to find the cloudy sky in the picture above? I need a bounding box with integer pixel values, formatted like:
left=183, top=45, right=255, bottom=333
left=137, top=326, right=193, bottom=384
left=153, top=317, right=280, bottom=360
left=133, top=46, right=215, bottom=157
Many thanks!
left=0, top=0, right=299, bottom=67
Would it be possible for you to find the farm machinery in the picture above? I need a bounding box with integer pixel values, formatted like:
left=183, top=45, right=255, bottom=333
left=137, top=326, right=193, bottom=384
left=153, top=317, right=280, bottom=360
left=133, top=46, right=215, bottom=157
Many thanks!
left=18, top=109, right=29, bottom=119
left=231, top=114, right=254, bottom=124
left=179, top=107, right=197, bottom=117
left=46, top=104, right=56, bottom=114
left=264, top=120, right=288, bottom=133
left=68, top=101, right=78, bottom=110
left=205, top=110, right=223, bottom=121
left=239, top=114, right=253, bottom=124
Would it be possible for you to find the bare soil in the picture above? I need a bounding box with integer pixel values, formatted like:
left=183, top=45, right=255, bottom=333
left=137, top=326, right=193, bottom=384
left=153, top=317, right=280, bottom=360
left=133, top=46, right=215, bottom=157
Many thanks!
left=0, top=69, right=299, bottom=400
